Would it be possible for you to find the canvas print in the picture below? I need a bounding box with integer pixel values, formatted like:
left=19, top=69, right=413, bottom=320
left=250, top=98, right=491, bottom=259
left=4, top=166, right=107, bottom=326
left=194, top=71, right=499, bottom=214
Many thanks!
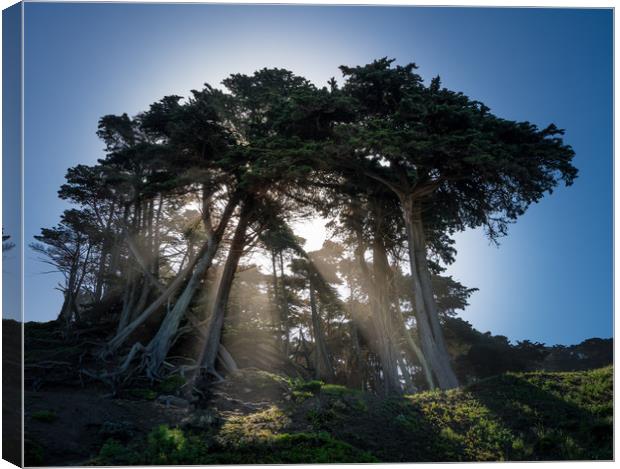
left=2, top=2, right=613, bottom=466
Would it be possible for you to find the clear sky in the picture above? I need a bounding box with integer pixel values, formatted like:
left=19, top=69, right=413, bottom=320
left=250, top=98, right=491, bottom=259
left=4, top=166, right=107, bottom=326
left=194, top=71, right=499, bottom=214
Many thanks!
left=18, top=3, right=612, bottom=345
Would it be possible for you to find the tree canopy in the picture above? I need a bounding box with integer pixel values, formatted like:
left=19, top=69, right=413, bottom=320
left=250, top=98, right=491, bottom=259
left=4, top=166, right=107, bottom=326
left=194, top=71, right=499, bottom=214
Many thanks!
left=33, top=58, right=577, bottom=395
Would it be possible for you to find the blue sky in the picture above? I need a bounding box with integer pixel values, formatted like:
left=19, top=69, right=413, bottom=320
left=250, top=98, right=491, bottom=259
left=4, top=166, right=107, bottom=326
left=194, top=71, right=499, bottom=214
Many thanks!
left=15, top=4, right=612, bottom=345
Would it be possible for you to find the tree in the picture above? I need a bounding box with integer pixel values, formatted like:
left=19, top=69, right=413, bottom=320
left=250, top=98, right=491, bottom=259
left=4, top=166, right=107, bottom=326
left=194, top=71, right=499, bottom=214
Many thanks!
left=332, top=58, right=576, bottom=389
left=33, top=59, right=577, bottom=396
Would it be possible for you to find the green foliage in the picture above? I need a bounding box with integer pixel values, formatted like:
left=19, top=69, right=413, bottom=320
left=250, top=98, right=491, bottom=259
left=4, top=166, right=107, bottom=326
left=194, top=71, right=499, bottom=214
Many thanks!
left=217, top=406, right=290, bottom=445
left=302, top=368, right=612, bottom=462
left=128, top=388, right=157, bottom=400
left=320, top=383, right=356, bottom=397
left=91, top=368, right=611, bottom=464
left=95, top=426, right=377, bottom=465
left=158, top=374, right=186, bottom=394
left=292, top=379, right=323, bottom=394
left=31, top=410, right=57, bottom=423
left=211, top=432, right=379, bottom=464
left=399, top=367, right=613, bottom=461
left=97, top=439, right=136, bottom=465
left=292, top=390, right=314, bottom=401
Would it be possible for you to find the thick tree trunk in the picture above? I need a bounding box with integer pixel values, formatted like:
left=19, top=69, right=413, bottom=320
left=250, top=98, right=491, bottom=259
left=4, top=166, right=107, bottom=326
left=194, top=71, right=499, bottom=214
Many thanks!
left=217, top=343, right=239, bottom=374
left=354, top=241, right=393, bottom=392
left=198, top=202, right=252, bottom=374
left=371, top=237, right=403, bottom=395
left=401, top=195, right=458, bottom=389
left=394, top=294, right=435, bottom=390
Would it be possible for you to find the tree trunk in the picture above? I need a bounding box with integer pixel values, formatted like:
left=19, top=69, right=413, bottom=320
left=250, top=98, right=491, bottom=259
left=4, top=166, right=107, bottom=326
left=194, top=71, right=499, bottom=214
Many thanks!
left=103, top=194, right=239, bottom=357
left=400, top=195, right=458, bottom=389
left=217, top=343, right=238, bottom=374
left=394, top=292, right=435, bottom=390
left=348, top=320, right=364, bottom=390
left=371, top=237, right=402, bottom=395
left=398, top=356, right=415, bottom=393
left=94, top=200, right=116, bottom=301
left=309, top=283, right=334, bottom=382
left=198, top=202, right=252, bottom=374
left=143, top=197, right=240, bottom=378
left=270, top=250, right=285, bottom=350
left=278, top=252, right=290, bottom=357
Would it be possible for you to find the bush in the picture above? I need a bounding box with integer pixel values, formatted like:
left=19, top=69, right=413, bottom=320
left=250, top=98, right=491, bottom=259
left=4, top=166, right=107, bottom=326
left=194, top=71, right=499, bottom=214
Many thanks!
left=292, top=379, right=324, bottom=394
left=158, top=375, right=186, bottom=394
left=128, top=388, right=157, bottom=400
left=95, top=426, right=376, bottom=465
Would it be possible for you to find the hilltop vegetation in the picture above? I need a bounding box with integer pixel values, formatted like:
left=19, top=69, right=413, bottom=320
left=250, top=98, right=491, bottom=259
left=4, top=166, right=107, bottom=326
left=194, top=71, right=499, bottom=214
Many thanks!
left=25, top=363, right=612, bottom=465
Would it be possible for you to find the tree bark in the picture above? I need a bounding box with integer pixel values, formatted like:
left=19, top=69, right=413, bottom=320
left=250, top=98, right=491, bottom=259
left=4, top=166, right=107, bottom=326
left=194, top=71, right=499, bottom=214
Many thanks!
left=400, top=195, right=458, bottom=389
left=198, top=201, right=252, bottom=374
left=94, top=200, right=116, bottom=301
left=278, top=252, right=290, bottom=357
left=103, top=193, right=239, bottom=357
left=143, top=196, right=240, bottom=377
left=309, top=282, right=334, bottom=382
left=371, top=237, right=402, bottom=395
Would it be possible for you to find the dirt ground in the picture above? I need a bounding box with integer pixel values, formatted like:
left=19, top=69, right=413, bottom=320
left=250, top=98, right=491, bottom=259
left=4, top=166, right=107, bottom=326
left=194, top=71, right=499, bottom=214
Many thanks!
left=24, top=368, right=291, bottom=466
left=25, top=388, right=190, bottom=466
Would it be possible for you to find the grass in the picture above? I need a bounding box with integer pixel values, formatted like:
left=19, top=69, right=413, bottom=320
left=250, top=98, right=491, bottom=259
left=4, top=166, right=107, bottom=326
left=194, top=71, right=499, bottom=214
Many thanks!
left=95, top=426, right=377, bottom=465
left=92, top=366, right=612, bottom=464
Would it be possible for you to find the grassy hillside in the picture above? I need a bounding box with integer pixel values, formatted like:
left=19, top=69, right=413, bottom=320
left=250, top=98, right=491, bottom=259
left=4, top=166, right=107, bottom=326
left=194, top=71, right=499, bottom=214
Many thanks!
left=87, top=366, right=612, bottom=464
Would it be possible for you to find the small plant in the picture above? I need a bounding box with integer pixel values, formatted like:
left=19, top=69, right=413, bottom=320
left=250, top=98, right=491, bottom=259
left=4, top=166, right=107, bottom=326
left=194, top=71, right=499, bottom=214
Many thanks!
left=293, top=379, right=324, bottom=395
left=31, top=410, right=57, bottom=423
left=97, top=439, right=135, bottom=465
left=292, top=390, right=314, bottom=401
left=306, top=407, right=337, bottom=431
left=158, top=374, right=186, bottom=394
left=320, top=384, right=351, bottom=396
left=128, top=388, right=157, bottom=400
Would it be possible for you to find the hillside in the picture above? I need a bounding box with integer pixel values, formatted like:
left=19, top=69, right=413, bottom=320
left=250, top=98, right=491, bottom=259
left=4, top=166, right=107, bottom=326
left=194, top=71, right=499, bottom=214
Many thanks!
left=25, top=365, right=613, bottom=465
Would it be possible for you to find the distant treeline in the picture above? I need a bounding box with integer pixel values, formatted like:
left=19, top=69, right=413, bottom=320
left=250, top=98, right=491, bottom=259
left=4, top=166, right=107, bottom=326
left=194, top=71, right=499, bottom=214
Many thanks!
left=442, top=316, right=612, bottom=383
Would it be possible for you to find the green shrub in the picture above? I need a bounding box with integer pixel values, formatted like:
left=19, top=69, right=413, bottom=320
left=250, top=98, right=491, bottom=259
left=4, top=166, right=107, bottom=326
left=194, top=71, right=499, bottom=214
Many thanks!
left=97, top=439, right=135, bottom=465
left=210, top=432, right=378, bottom=464
left=95, top=426, right=376, bottom=465
left=293, top=379, right=324, bottom=394
left=158, top=375, right=186, bottom=394
left=292, top=390, right=314, bottom=401
left=128, top=388, right=157, bottom=400
left=320, top=384, right=353, bottom=397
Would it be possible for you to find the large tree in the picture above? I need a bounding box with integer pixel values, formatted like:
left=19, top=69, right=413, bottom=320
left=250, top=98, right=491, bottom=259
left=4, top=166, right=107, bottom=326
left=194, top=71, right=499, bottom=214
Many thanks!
left=332, top=58, right=576, bottom=389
